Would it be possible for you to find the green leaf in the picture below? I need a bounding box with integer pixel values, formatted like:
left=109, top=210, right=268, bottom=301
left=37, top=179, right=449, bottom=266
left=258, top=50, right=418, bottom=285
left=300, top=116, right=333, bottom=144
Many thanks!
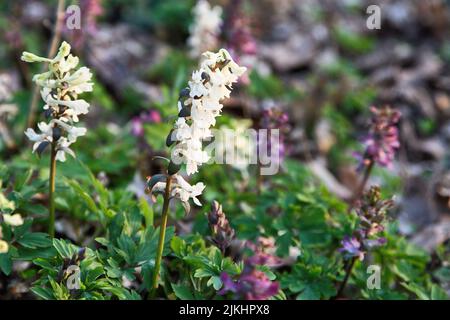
left=400, top=282, right=430, bottom=300
left=297, top=287, right=320, bottom=300
left=0, top=193, right=15, bottom=213
left=66, top=179, right=99, bottom=213
left=139, top=197, right=154, bottom=228
left=431, top=285, right=448, bottom=300
left=0, top=253, right=12, bottom=275
left=31, top=286, right=54, bottom=300
left=172, top=283, right=195, bottom=300
left=95, top=237, right=109, bottom=246
left=17, top=233, right=51, bottom=249
left=171, top=236, right=186, bottom=256
left=53, top=238, right=78, bottom=259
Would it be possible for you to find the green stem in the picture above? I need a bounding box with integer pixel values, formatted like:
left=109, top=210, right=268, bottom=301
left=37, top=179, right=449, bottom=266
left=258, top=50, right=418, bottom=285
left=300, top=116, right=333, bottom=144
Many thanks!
left=152, top=175, right=172, bottom=291
left=48, top=143, right=57, bottom=238
left=348, top=160, right=374, bottom=213
left=336, top=257, right=356, bottom=298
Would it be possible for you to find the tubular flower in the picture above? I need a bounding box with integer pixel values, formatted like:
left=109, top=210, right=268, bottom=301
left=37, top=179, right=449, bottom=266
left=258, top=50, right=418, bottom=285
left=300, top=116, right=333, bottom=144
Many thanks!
left=219, top=239, right=280, bottom=300
left=22, top=41, right=93, bottom=161
left=188, top=0, right=223, bottom=58
left=131, top=110, right=161, bottom=137
left=223, top=0, right=257, bottom=84
left=207, top=201, right=235, bottom=252
left=146, top=49, right=245, bottom=212
left=339, top=186, right=392, bottom=261
left=146, top=174, right=206, bottom=214
left=259, top=107, right=290, bottom=167
left=355, top=106, right=401, bottom=170
left=169, top=49, right=246, bottom=175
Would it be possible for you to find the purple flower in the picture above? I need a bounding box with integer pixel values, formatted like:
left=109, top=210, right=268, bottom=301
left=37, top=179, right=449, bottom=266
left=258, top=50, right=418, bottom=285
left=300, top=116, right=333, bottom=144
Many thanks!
left=364, top=237, right=387, bottom=249
left=223, top=0, right=257, bottom=84
left=218, top=237, right=281, bottom=300
left=339, top=236, right=365, bottom=261
left=208, top=201, right=235, bottom=253
left=219, top=269, right=279, bottom=300
left=258, top=107, right=290, bottom=167
left=131, top=110, right=162, bottom=137
left=245, top=238, right=283, bottom=268
left=356, top=106, right=401, bottom=170
left=355, top=185, right=393, bottom=237
left=340, top=186, right=392, bottom=261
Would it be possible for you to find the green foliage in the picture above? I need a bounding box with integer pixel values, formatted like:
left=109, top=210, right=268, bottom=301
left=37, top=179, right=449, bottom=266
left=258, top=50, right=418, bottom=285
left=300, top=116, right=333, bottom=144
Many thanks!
left=32, top=239, right=139, bottom=300
left=332, top=27, right=376, bottom=54
left=281, top=251, right=338, bottom=300
left=169, top=234, right=241, bottom=300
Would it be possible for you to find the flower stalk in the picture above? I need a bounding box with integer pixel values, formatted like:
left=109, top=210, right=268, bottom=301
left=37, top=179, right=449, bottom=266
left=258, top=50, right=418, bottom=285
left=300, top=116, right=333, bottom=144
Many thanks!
left=22, top=41, right=93, bottom=238
left=336, top=256, right=356, bottom=298
left=145, top=49, right=246, bottom=297
left=336, top=186, right=393, bottom=298
left=152, top=174, right=172, bottom=290
left=48, top=142, right=57, bottom=237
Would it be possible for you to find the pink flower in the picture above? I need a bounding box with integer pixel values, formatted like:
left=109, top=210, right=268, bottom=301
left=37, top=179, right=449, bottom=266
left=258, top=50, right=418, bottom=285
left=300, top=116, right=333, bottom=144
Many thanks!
left=131, top=110, right=162, bottom=137
left=355, top=106, right=401, bottom=170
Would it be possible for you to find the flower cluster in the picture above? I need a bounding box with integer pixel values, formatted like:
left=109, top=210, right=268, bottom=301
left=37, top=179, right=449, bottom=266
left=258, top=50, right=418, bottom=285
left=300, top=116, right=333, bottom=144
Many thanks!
left=246, top=237, right=283, bottom=268
left=188, top=0, right=223, bottom=58
left=146, top=49, right=245, bottom=211
left=340, top=186, right=393, bottom=261
left=207, top=201, right=235, bottom=252
left=169, top=49, right=247, bottom=175
left=22, top=42, right=93, bottom=161
left=219, top=240, right=280, bottom=300
left=259, top=107, right=290, bottom=166
left=224, top=0, right=257, bottom=58
left=0, top=213, right=24, bottom=253
left=146, top=174, right=206, bottom=214
left=131, top=110, right=161, bottom=137
left=355, top=106, right=401, bottom=170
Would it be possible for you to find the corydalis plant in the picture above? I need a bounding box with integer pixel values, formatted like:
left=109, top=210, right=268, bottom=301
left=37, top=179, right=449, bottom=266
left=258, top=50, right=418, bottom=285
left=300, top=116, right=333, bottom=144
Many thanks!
left=259, top=107, right=290, bottom=167
left=207, top=201, right=235, bottom=254
left=350, top=106, right=401, bottom=208
left=337, top=186, right=393, bottom=297
left=22, top=41, right=93, bottom=237
left=224, top=0, right=257, bottom=58
left=219, top=239, right=280, bottom=300
left=356, top=106, right=401, bottom=171
left=146, top=49, right=246, bottom=291
left=169, top=49, right=247, bottom=175
left=223, top=0, right=257, bottom=84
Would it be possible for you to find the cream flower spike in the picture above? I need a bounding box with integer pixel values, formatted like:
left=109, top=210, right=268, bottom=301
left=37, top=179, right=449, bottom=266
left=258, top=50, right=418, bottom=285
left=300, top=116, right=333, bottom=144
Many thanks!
left=22, top=41, right=93, bottom=162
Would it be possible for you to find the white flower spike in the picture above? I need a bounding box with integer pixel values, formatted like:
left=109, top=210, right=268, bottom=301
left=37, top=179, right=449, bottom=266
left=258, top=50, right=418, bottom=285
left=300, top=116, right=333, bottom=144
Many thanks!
left=22, top=41, right=93, bottom=161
